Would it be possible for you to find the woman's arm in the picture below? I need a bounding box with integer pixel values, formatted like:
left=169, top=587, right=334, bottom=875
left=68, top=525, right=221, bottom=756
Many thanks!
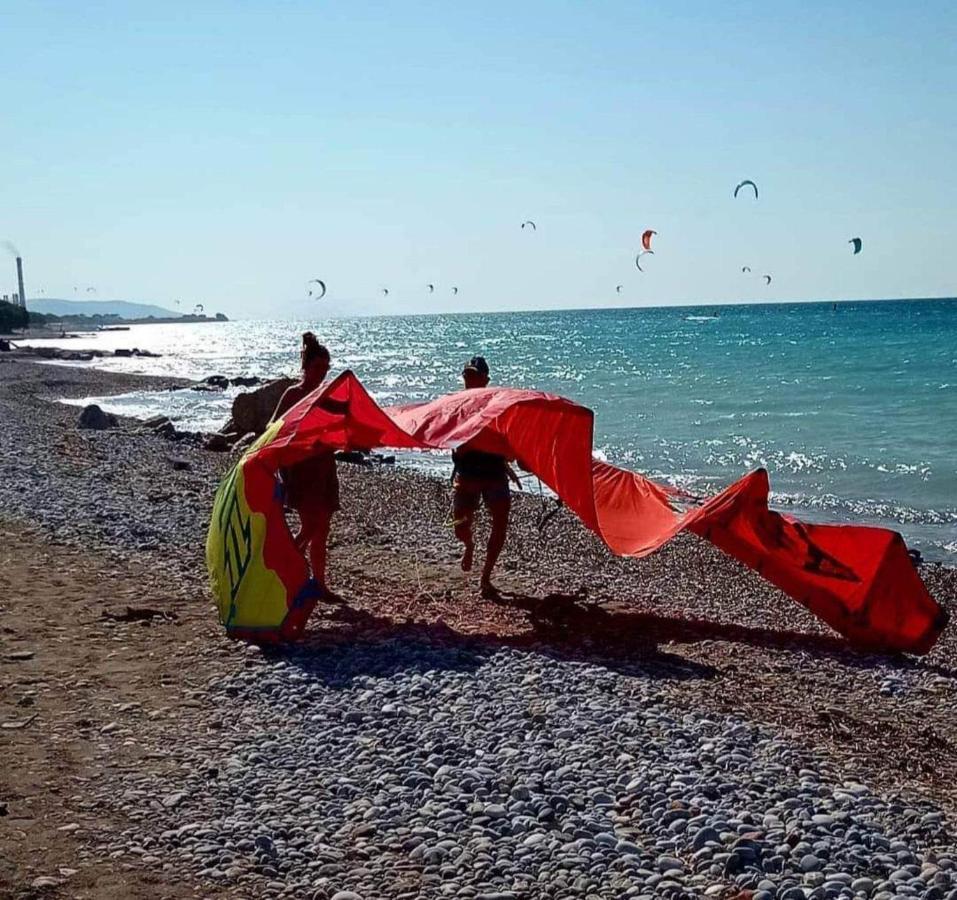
left=270, top=385, right=303, bottom=423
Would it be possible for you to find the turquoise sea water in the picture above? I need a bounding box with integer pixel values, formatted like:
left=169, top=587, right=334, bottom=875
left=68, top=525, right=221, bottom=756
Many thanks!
left=32, top=298, right=957, bottom=561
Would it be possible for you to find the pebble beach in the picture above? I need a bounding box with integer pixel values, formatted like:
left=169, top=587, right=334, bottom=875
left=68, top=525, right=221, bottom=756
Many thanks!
left=3, top=354, right=957, bottom=900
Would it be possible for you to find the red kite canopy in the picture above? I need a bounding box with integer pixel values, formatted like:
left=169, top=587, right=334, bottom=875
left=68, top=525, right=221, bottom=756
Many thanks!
left=641, top=229, right=657, bottom=251
left=208, top=371, right=945, bottom=652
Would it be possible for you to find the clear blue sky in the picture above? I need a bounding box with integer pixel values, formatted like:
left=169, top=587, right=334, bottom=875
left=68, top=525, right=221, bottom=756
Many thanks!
left=2, top=1, right=955, bottom=317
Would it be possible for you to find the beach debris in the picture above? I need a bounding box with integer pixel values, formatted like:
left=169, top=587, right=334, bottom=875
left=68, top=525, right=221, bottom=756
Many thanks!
left=2, top=713, right=38, bottom=730
left=521, top=220, right=537, bottom=230
left=641, top=229, right=657, bottom=250
left=77, top=404, right=118, bottom=430
left=101, top=606, right=175, bottom=622
left=6, top=650, right=34, bottom=661
left=307, top=278, right=327, bottom=299
left=635, top=250, right=654, bottom=272
left=734, top=179, right=759, bottom=199
left=849, top=237, right=863, bottom=254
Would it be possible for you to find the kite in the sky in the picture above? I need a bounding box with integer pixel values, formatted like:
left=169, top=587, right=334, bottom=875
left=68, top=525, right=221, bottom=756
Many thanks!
left=521, top=220, right=537, bottom=231
left=849, top=238, right=863, bottom=255
left=452, top=287, right=458, bottom=295
left=194, top=303, right=204, bottom=314
left=307, top=279, right=327, bottom=299
left=616, top=285, right=623, bottom=294
left=641, top=230, right=657, bottom=251
left=208, top=371, right=945, bottom=654
left=763, top=275, right=772, bottom=285
left=382, top=288, right=389, bottom=296
left=734, top=179, right=759, bottom=199
left=86, top=287, right=96, bottom=293
left=427, top=284, right=434, bottom=293
left=742, top=266, right=752, bottom=273
left=636, top=250, right=654, bottom=272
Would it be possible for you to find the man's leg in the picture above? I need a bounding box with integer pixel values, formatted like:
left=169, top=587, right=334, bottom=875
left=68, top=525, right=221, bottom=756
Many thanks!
left=480, top=494, right=511, bottom=598
left=452, top=483, right=478, bottom=572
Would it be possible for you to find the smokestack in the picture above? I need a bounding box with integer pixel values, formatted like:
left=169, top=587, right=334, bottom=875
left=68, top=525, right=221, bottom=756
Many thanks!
left=16, top=257, right=26, bottom=309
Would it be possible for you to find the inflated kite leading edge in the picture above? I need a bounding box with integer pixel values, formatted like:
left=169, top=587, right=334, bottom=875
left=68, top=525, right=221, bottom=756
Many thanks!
left=207, top=371, right=946, bottom=653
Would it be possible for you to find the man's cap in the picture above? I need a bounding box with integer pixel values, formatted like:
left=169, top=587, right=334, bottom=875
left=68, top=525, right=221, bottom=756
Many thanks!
left=463, top=356, right=489, bottom=376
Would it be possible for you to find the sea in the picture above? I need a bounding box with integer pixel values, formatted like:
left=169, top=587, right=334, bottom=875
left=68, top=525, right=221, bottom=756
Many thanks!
left=24, top=298, right=957, bottom=562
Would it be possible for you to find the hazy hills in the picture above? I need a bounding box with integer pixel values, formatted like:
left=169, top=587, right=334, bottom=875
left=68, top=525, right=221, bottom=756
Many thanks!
left=29, top=298, right=181, bottom=318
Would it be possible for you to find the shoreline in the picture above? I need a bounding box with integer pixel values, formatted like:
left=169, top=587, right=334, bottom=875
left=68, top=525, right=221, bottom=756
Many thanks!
left=11, top=340, right=957, bottom=566
left=3, top=356, right=957, bottom=898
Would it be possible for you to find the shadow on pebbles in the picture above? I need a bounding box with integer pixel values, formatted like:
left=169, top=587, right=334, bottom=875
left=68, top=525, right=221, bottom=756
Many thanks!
left=97, top=637, right=957, bottom=900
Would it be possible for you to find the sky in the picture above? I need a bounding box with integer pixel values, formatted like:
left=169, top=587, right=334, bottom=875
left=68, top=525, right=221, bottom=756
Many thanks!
left=1, top=1, right=955, bottom=318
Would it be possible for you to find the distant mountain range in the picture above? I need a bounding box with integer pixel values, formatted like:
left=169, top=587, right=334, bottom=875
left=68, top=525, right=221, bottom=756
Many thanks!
left=29, top=298, right=181, bottom=319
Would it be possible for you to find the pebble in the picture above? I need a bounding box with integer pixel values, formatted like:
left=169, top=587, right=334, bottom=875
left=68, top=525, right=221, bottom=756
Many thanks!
left=78, top=642, right=957, bottom=899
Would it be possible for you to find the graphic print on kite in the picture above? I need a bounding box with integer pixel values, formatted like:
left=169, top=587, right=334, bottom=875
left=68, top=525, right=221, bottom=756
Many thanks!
left=217, top=465, right=254, bottom=618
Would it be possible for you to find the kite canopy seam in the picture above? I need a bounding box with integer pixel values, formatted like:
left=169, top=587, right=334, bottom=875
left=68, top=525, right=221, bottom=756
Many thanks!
left=207, top=371, right=946, bottom=653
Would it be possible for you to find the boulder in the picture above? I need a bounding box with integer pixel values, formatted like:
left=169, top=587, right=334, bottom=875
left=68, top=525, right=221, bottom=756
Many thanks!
left=77, top=405, right=117, bottom=430
left=230, top=376, right=260, bottom=387
left=114, top=348, right=132, bottom=358
left=154, top=421, right=177, bottom=439
left=202, top=375, right=230, bottom=390
left=0, top=339, right=10, bottom=352
left=141, top=415, right=171, bottom=430
left=230, top=377, right=295, bottom=437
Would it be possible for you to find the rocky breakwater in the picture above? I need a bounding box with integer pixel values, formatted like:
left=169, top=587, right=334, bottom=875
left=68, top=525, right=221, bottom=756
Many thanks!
left=16, top=345, right=161, bottom=362
left=96, top=641, right=957, bottom=900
